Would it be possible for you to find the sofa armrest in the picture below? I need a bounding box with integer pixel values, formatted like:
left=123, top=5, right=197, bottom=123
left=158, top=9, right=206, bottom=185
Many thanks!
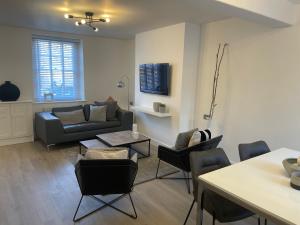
left=35, top=112, right=64, bottom=145
left=117, top=109, right=133, bottom=130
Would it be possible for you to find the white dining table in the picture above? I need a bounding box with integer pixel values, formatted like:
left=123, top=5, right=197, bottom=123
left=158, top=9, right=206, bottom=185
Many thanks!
left=197, top=148, right=300, bottom=225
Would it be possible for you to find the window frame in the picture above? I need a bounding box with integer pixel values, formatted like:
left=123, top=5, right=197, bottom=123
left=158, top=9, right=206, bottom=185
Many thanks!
left=32, top=35, right=85, bottom=103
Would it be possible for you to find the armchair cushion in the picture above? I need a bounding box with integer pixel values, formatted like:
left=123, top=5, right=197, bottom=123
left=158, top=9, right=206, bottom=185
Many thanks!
left=174, top=128, right=198, bottom=150
left=85, top=149, right=128, bottom=160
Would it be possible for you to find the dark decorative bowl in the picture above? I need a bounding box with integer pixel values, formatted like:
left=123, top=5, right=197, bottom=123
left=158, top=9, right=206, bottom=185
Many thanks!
left=291, top=171, right=300, bottom=190
left=0, top=81, right=20, bottom=101
left=282, top=158, right=300, bottom=177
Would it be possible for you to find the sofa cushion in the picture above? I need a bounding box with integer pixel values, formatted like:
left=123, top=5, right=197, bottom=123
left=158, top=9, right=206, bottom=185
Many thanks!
left=89, top=105, right=107, bottom=122
left=54, top=109, right=86, bottom=125
left=64, top=121, right=121, bottom=133
left=52, top=105, right=83, bottom=113
left=94, top=100, right=119, bottom=121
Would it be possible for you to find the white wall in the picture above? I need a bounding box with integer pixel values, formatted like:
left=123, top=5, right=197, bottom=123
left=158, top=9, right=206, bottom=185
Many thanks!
left=134, top=23, right=185, bottom=146
left=196, top=18, right=300, bottom=161
left=0, top=25, right=134, bottom=111
left=134, top=23, right=200, bottom=146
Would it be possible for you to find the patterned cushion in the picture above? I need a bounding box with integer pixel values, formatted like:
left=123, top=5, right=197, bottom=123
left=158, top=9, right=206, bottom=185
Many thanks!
left=188, top=129, right=212, bottom=147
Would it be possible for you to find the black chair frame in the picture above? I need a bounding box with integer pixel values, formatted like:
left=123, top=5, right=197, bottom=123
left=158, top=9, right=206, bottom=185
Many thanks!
left=155, top=135, right=223, bottom=193
left=73, top=193, right=137, bottom=222
left=185, top=192, right=266, bottom=225
left=73, top=159, right=138, bottom=222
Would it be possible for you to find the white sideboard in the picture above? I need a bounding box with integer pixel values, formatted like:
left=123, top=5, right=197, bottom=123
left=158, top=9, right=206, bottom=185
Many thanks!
left=0, top=101, right=33, bottom=146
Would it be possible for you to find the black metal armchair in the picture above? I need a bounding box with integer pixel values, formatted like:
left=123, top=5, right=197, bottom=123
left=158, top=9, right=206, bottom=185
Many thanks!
left=184, top=148, right=259, bottom=225
left=239, top=140, right=270, bottom=161
left=155, top=135, right=223, bottom=193
left=73, top=159, right=138, bottom=222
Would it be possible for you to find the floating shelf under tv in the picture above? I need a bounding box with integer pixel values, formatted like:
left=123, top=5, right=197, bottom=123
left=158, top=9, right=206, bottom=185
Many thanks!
left=131, top=106, right=172, bottom=118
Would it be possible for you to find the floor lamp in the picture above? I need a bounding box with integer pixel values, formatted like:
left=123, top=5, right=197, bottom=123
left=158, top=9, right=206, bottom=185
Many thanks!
left=117, top=75, right=130, bottom=110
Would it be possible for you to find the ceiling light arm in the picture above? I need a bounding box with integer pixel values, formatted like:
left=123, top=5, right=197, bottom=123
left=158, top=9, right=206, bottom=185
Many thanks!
left=64, top=11, right=110, bottom=31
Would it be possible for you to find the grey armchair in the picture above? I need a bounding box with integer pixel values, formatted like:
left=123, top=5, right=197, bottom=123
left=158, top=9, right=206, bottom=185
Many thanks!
left=156, top=135, right=223, bottom=193
left=184, top=148, right=259, bottom=225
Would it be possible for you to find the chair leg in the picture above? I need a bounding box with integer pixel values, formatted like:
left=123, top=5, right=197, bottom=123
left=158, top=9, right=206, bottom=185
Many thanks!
left=183, top=171, right=191, bottom=194
left=129, top=193, right=138, bottom=219
left=92, top=194, right=138, bottom=219
left=155, top=159, right=161, bottom=178
left=212, top=213, right=216, bottom=225
left=183, top=200, right=195, bottom=225
left=199, top=208, right=204, bottom=225
left=73, top=195, right=83, bottom=222
left=258, top=217, right=267, bottom=225
left=73, top=194, right=128, bottom=222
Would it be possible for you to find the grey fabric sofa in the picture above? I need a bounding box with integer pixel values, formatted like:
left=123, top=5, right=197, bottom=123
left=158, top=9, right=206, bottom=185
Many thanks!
left=35, top=105, right=133, bottom=147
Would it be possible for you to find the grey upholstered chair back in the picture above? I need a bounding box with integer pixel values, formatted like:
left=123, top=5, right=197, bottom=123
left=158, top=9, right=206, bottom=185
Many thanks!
left=189, top=148, right=230, bottom=200
left=238, top=140, right=270, bottom=161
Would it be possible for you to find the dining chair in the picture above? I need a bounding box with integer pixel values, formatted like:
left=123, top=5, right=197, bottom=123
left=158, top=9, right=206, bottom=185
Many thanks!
left=184, top=148, right=261, bottom=225
left=239, top=140, right=270, bottom=161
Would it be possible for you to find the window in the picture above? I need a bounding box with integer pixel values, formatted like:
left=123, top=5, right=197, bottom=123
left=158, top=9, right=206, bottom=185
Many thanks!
left=32, top=36, right=84, bottom=102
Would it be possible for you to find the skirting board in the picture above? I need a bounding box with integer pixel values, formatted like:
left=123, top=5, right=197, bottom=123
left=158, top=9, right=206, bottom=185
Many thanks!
left=138, top=132, right=172, bottom=148
left=0, top=136, right=34, bottom=147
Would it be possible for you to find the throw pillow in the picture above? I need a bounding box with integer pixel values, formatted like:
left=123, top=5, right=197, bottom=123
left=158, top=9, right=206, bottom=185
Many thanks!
left=94, top=100, right=119, bottom=121
left=85, top=148, right=129, bottom=160
left=54, top=109, right=85, bottom=125
left=89, top=105, right=107, bottom=122
left=174, top=128, right=198, bottom=150
left=188, top=129, right=212, bottom=147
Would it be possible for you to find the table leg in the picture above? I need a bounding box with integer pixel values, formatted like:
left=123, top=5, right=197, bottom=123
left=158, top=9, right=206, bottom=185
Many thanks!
left=148, top=140, right=151, bottom=157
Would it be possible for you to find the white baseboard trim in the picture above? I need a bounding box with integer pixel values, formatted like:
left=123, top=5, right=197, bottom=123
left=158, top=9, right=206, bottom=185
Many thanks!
left=138, top=132, right=172, bottom=149
left=0, top=136, right=34, bottom=147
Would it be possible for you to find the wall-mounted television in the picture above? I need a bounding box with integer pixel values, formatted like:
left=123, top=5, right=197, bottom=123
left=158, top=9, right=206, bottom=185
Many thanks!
left=139, top=63, right=170, bottom=96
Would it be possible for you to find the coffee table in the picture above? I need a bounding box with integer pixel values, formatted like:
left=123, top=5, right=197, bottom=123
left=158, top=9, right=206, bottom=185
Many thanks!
left=79, top=139, right=109, bottom=155
left=97, top=130, right=151, bottom=158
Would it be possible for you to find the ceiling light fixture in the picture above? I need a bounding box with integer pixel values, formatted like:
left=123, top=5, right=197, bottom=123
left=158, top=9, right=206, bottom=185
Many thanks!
left=64, top=12, right=110, bottom=32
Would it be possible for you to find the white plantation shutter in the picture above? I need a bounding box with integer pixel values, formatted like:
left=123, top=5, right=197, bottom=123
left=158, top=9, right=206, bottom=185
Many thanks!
left=32, top=36, right=84, bottom=102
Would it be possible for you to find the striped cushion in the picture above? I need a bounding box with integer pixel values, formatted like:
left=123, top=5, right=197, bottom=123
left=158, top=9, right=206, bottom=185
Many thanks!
left=188, top=129, right=211, bottom=147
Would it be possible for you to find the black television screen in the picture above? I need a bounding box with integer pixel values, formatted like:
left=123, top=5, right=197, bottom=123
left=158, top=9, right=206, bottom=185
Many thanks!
left=139, top=63, right=170, bottom=95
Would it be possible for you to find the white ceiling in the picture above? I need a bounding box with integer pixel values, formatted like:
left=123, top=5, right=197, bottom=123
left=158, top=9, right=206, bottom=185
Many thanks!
left=0, top=0, right=233, bottom=39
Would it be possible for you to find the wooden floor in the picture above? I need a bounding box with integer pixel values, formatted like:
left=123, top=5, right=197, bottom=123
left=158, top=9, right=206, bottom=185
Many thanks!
left=0, top=142, right=263, bottom=225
